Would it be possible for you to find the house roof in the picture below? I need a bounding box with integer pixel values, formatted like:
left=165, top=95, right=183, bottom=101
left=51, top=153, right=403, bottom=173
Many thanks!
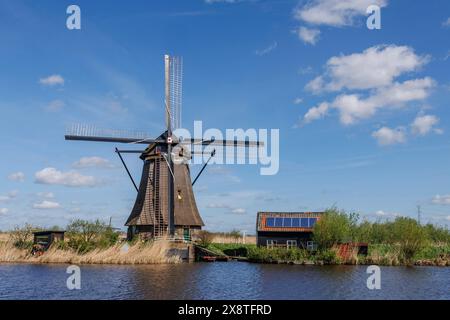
left=256, top=211, right=324, bottom=232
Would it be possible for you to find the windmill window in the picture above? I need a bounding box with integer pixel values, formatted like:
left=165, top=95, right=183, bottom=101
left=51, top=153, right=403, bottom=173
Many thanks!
left=177, top=190, right=183, bottom=200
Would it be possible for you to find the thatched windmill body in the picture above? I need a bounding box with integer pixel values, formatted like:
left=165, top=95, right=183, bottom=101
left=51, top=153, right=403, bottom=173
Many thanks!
left=65, top=55, right=261, bottom=240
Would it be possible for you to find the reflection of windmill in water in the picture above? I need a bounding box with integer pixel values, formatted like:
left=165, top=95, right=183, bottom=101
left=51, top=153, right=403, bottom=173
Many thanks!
left=66, top=55, right=263, bottom=240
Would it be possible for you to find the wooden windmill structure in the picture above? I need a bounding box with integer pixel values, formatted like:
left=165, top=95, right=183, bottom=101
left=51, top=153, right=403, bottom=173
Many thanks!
left=65, top=55, right=262, bottom=240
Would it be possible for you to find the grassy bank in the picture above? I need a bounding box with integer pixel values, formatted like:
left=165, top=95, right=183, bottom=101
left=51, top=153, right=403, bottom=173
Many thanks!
left=203, top=243, right=450, bottom=266
left=0, top=240, right=181, bottom=264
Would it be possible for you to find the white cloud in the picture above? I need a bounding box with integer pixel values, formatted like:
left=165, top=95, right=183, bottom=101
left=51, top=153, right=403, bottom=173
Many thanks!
left=0, top=208, right=8, bottom=215
left=306, top=45, right=429, bottom=92
left=298, top=27, right=320, bottom=45
left=375, top=210, right=400, bottom=218
left=303, top=102, right=329, bottom=124
left=442, top=17, right=450, bottom=27
left=293, top=97, right=303, bottom=105
left=294, top=0, right=388, bottom=27
left=446, top=216, right=450, bottom=221
left=206, top=203, right=232, bottom=209
left=231, top=208, right=246, bottom=214
left=45, top=100, right=65, bottom=112
left=72, top=157, right=114, bottom=169
left=0, top=190, right=18, bottom=202
left=372, top=127, right=406, bottom=146
left=8, top=172, right=25, bottom=182
left=305, top=76, right=325, bottom=94
left=432, top=194, right=450, bottom=205
left=302, top=45, right=435, bottom=126
left=33, top=200, right=61, bottom=209
left=37, top=192, right=55, bottom=199
left=39, top=74, right=64, bottom=86
left=35, top=168, right=101, bottom=187
left=411, top=114, right=441, bottom=136
left=255, top=41, right=278, bottom=56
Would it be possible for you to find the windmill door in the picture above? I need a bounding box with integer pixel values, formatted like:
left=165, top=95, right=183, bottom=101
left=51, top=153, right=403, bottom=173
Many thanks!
left=183, top=228, right=191, bottom=241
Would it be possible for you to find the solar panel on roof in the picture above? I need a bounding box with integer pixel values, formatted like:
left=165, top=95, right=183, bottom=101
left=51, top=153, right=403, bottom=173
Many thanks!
left=283, top=218, right=292, bottom=227
left=292, top=218, right=300, bottom=227
left=309, top=218, right=317, bottom=227
left=275, top=218, right=283, bottom=227
left=266, top=218, right=275, bottom=227
left=301, top=218, right=309, bottom=227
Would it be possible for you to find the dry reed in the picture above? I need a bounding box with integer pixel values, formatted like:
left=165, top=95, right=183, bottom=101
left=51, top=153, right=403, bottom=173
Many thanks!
left=0, top=240, right=181, bottom=265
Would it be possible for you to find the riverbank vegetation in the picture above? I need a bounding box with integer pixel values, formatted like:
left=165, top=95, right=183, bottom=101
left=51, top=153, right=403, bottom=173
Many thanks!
left=202, top=208, right=450, bottom=266
left=0, top=219, right=181, bottom=264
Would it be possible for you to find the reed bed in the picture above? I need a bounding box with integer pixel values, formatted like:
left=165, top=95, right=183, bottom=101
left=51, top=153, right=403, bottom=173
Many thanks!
left=0, top=240, right=181, bottom=265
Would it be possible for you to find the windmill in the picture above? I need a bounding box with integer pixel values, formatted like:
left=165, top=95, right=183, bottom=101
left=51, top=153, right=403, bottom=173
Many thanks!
left=65, top=55, right=262, bottom=240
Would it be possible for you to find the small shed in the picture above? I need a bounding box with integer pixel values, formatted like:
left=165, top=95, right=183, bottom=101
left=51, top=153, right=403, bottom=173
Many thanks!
left=33, top=231, right=65, bottom=250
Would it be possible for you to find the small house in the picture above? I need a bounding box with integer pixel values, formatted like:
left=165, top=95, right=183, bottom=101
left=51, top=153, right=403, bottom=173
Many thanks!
left=256, top=212, right=324, bottom=249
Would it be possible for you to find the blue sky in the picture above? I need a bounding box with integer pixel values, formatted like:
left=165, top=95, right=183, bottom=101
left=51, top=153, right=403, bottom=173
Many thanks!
left=1, top=0, right=449, bottom=232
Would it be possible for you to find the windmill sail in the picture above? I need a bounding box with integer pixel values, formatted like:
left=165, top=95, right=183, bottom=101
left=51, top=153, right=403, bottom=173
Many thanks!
left=165, top=55, right=183, bottom=132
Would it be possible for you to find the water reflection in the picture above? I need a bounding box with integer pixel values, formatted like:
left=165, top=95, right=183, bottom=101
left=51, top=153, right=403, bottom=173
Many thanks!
left=0, top=262, right=449, bottom=300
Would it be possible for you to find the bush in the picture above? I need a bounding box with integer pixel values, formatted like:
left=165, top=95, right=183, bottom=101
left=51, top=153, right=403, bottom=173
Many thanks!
left=66, top=219, right=119, bottom=253
left=314, top=249, right=341, bottom=265
left=313, top=208, right=357, bottom=249
left=388, top=217, right=427, bottom=262
left=247, top=246, right=309, bottom=263
left=197, top=231, right=214, bottom=247
left=10, top=224, right=41, bottom=249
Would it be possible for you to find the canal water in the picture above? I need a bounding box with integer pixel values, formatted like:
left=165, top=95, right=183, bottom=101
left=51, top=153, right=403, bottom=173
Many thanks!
left=0, top=262, right=449, bottom=300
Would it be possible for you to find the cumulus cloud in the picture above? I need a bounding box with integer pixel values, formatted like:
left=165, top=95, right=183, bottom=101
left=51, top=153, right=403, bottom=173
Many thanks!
left=301, top=45, right=435, bottom=126
left=0, top=190, right=18, bottom=202
left=0, top=208, right=8, bottom=215
left=302, top=102, right=329, bottom=124
left=8, top=172, right=25, bottom=182
left=306, top=45, right=429, bottom=92
left=39, top=74, right=64, bottom=86
left=35, top=168, right=101, bottom=187
left=432, top=194, right=450, bottom=205
left=372, top=127, right=406, bottom=146
left=298, top=27, right=320, bottom=45
left=33, top=200, right=61, bottom=209
left=294, top=0, right=388, bottom=27
left=411, top=114, right=441, bottom=136
left=72, top=157, right=114, bottom=169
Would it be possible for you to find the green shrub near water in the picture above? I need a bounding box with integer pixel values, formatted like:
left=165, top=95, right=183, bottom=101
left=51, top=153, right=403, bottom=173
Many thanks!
left=247, top=246, right=309, bottom=263
left=66, top=219, right=119, bottom=254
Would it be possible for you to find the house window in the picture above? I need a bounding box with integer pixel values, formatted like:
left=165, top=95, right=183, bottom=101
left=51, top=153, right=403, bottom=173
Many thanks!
left=267, top=240, right=277, bottom=248
left=307, top=241, right=316, bottom=251
left=287, top=240, right=297, bottom=249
